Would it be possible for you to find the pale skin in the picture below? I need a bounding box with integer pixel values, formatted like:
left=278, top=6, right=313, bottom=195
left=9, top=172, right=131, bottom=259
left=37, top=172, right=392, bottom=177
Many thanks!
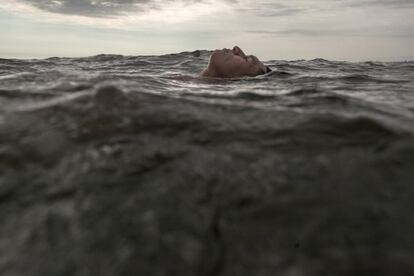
left=200, top=46, right=271, bottom=78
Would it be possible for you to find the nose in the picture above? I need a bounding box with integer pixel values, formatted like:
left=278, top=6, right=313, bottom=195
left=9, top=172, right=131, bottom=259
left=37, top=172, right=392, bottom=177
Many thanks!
left=232, top=46, right=246, bottom=57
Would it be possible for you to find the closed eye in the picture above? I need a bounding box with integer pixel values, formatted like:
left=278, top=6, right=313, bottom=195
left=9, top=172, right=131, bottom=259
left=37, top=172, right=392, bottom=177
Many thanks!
left=246, top=55, right=257, bottom=63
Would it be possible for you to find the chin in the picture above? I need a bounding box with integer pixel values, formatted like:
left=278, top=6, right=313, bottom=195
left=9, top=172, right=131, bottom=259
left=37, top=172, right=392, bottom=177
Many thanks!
left=210, top=50, right=225, bottom=61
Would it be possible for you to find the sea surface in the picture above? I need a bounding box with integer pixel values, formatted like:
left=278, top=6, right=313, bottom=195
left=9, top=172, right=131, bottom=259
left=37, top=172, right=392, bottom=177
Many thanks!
left=1, top=51, right=414, bottom=276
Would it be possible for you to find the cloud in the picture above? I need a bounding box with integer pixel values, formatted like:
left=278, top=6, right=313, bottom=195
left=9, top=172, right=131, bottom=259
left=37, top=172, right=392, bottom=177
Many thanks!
left=341, top=0, right=414, bottom=8
left=19, top=0, right=165, bottom=17
left=1, top=0, right=237, bottom=25
left=14, top=0, right=414, bottom=19
left=235, top=0, right=414, bottom=18
left=247, top=26, right=414, bottom=38
left=18, top=0, right=234, bottom=17
left=235, top=2, right=304, bottom=17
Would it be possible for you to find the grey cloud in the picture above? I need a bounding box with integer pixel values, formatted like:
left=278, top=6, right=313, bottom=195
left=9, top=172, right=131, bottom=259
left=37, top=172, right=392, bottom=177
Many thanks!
left=234, top=0, right=414, bottom=18
left=235, top=3, right=303, bottom=17
left=247, top=26, right=414, bottom=38
left=18, top=0, right=414, bottom=19
left=341, top=0, right=414, bottom=8
left=21, top=0, right=304, bottom=18
left=19, top=0, right=223, bottom=17
left=21, top=0, right=150, bottom=17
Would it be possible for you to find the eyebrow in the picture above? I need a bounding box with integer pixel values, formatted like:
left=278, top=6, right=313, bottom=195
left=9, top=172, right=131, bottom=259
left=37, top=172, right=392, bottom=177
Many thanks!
left=251, top=55, right=260, bottom=61
left=246, top=55, right=256, bottom=61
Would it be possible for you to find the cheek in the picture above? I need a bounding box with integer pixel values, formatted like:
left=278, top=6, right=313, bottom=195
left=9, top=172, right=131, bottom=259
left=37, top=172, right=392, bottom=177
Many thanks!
left=209, top=52, right=220, bottom=64
left=210, top=54, right=254, bottom=76
left=224, top=57, right=249, bottom=71
left=210, top=53, right=232, bottom=70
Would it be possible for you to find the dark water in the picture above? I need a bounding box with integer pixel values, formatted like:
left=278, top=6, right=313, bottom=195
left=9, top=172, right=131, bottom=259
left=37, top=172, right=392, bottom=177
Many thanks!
left=1, top=51, right=414, bottom=276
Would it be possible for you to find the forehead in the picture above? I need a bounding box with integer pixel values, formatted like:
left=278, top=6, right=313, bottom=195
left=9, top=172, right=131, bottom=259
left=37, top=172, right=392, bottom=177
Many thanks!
left=248, top=55, right=266, bottom=72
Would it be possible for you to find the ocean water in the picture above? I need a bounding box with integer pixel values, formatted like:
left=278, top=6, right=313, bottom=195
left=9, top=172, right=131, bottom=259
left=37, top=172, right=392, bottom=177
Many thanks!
left=0, top=51, right=414, bottom=276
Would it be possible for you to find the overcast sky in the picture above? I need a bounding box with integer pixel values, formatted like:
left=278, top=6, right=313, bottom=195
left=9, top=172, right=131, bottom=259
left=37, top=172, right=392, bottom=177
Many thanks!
left=1, top=0, right=413, bottom=60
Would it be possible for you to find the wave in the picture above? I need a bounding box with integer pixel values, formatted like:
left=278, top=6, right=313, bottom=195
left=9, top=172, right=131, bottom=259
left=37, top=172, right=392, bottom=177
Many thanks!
left=2, top=51, right=414, bottom=276
left=338, top=73, right=408, bottom=83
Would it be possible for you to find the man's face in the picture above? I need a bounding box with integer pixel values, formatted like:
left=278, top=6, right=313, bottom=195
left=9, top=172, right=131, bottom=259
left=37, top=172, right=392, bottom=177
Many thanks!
left=208, top=46, right=267, bottom=78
